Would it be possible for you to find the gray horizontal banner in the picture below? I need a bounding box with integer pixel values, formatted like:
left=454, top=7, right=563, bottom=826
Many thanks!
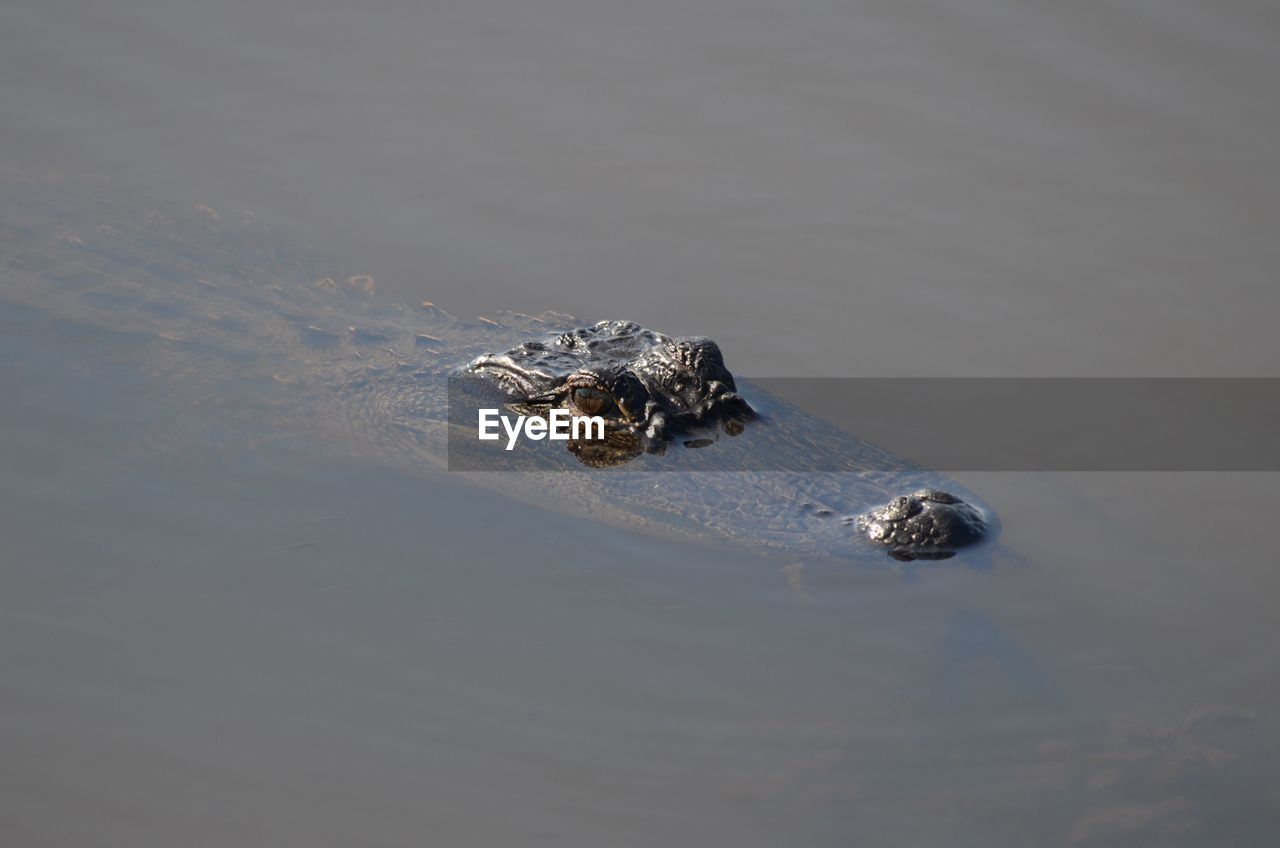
left=752, top=378, right=1279, bottom=472
left=446, top=377, right=1279, bottom=471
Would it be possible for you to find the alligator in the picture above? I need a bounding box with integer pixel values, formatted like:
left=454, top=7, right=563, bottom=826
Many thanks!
left=0, top=171, right=994, bottom=562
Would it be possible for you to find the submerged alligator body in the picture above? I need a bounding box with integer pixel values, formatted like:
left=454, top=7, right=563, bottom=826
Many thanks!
left=1, top=173, right=994, bottom=562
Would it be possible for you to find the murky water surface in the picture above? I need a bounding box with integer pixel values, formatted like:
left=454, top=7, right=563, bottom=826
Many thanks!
left=2, top=2, right=1278, bottom=844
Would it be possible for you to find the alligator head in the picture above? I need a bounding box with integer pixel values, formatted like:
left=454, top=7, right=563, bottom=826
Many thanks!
left=467, top=320, right=754, bottom=467
left=465, top=319, right=992, bottom=561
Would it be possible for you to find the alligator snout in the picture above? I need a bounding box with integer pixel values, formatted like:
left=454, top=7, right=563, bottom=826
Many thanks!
left=857, top=489, right=991, bottom=561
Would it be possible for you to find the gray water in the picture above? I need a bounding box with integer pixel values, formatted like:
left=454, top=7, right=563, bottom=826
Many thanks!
left=2, top=1, right=1279, bottom=845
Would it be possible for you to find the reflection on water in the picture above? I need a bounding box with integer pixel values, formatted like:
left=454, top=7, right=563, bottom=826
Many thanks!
left=3, top=0, right=1280, bottom=844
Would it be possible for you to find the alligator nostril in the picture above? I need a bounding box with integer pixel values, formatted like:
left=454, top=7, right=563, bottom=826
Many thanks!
left=880, top=496, right=923, bottom=521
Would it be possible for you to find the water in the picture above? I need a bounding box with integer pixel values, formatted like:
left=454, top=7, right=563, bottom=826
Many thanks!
left=2, top=1, right=1279, bottom=844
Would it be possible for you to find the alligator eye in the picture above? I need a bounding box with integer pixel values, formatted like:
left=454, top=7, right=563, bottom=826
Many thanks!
left=572, top=386, right=615, bottom=416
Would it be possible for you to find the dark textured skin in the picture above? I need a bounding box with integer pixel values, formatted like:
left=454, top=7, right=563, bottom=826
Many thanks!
left=468, top=320, right=754, bottom=465
left=857, top=490, right=990, bottom=561
left=0, top=171, right=995, bottom=563
left=465, top=319, right=992, bottom=559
